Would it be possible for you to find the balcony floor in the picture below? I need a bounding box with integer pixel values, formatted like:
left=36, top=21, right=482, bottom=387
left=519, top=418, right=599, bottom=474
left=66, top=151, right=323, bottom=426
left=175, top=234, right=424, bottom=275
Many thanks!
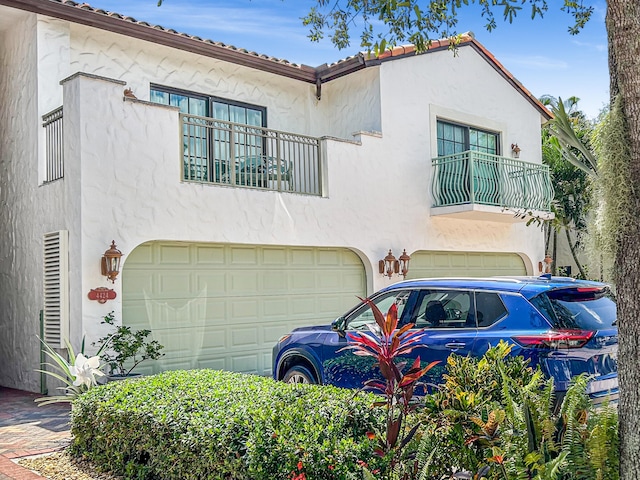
left=430, top=203, right=554, bottom=223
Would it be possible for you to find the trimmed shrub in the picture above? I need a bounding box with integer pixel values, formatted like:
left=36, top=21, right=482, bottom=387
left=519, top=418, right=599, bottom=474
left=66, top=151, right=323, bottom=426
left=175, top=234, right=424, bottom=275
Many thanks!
left=71, top=369, right=385, bottom=480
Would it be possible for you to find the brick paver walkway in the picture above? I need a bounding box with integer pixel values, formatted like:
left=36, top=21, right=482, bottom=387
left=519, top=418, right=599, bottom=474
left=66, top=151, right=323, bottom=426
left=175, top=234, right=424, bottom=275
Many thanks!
left=0, top=387, right=72, bottom=479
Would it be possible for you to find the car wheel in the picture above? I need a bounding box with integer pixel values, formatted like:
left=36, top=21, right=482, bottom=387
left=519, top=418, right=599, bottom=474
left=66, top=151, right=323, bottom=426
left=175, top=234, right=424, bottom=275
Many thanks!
left=283, top=365, right=316, bottom=384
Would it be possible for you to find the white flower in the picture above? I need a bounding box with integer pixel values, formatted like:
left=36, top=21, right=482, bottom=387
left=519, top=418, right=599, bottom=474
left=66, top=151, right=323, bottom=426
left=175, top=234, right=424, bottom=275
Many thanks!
left=69, top=354, right=104, bottom=388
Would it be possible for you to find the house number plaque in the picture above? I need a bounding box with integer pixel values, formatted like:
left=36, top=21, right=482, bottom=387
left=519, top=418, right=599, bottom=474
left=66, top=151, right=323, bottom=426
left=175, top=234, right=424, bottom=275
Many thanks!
left=88, top=287, right=117, bottom=304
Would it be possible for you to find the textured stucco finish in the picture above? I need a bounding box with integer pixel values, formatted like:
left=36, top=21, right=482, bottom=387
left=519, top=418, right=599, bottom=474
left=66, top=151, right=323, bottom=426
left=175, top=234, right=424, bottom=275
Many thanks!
left=0, top=9, right=547, bottom=391
left=0, top=13, right=73, bottom=391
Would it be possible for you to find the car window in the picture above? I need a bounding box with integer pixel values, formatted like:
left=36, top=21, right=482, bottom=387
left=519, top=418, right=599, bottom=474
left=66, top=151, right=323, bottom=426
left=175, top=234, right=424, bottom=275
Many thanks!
left=473, top=292, right=508, bottom=327
left=529, top=287, right=617, bottom=330
left=410, top=290, right=473, bottom=328
left=346, top=290, right=413, bottom=330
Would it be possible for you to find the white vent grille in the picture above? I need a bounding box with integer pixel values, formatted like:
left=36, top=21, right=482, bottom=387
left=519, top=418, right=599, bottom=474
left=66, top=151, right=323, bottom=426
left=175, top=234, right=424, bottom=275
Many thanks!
left=43, top=231, right=69, bottom=348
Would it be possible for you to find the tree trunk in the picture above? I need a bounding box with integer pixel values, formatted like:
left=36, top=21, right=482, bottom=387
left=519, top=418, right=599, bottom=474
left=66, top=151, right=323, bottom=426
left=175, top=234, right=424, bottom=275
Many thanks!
left=607, top=1, right=640, bottom=477
left=564, top=227, right=587, bottom=279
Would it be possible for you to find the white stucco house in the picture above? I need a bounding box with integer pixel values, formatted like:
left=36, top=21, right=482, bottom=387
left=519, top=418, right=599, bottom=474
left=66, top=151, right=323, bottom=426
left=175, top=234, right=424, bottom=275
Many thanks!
left=0, top=0, right=554, bottom=393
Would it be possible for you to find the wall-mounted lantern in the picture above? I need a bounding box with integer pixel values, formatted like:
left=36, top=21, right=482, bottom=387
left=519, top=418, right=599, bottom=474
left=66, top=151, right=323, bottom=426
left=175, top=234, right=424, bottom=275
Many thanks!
left=379, top=249, right=398, bottom=278
left=511, top=143, right=521, bottom=159
left=379, top=249, right=411, bottom=279
left=538, top=253, right=553, bottom=274
left=101, top=240, right=123, bottom=283
left=398, top=249, right=411, bottom=278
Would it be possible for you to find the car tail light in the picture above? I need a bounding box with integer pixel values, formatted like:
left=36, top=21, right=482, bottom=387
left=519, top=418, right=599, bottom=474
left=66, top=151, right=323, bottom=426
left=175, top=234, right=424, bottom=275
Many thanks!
left=512, top=329, right=595, bottom=349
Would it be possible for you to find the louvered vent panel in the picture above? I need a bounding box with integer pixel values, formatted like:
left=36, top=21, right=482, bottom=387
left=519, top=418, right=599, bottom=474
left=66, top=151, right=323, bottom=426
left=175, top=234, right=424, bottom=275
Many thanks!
left=43, top=231, right=69, bottom=348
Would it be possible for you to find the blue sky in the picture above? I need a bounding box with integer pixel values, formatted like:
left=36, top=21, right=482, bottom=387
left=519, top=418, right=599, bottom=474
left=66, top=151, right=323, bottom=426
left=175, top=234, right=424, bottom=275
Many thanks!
left=86, top=0, right=609, bottom=119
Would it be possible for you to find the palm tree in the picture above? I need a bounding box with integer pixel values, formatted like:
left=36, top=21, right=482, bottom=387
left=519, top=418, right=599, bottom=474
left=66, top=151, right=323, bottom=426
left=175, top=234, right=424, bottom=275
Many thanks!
left=541, top=96, right=596, bottom=279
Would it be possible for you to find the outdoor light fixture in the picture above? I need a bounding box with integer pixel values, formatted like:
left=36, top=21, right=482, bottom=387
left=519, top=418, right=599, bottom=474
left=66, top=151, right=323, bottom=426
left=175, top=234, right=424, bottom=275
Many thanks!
left=379, top=249, right=411, bottom=278
left=379, top=249, right=398, bottom=278
left=101, top=240, right=123, bottom=283
left=539, top=253, right=553, bottom=274
left=511, top=143, right=521, bottom=158
left=398, top=249, right=411, bottom=278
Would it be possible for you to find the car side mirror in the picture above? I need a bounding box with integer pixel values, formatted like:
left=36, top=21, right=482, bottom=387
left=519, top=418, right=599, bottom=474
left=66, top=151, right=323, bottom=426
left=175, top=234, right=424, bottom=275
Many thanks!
left=331, top=316, right=346, bottom=337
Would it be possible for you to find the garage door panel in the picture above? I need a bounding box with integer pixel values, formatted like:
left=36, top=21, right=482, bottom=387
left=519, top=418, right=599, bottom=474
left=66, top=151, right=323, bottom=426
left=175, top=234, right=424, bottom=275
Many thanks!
left=195, top=245, right=225, bottom=264
left=343, top=272, right=368, bottom=290
left=262, top=248, right=287, bottom=264
left=229, top=271, right=259, bottom=293
left=450, top=254, right=468, bottom=268
left=262, top=298, right=288, bottom=317
left=291, top=248, right=315, bottom=265
left=231, top=327, right=259, bottom=348
left=407, top=251, right=526, bottom=280
left=467, top=255, right=484, bottom=268
left=317, top=249, right=340, bottom=265
left=264, top=324, right=290, bottom=343
left=291, top=296, right=318, bottom=315
left=158, top=273, right=192, bottom=296
left=158, top=244, right=191, bottom=264
left=230, top=299, right=259, bottom=320
left=262, top=271, right=288, bottom=292
left=230, top=247, right=258, bottom=264
left=231, top=354, right=259, bottom=373
left=195, top=273, right=227, bottom=293
left=123, top=243, right=365, bottom=376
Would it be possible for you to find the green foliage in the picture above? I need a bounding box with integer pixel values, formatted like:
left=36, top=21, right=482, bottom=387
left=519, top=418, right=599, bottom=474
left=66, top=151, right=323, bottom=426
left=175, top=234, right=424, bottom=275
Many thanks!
left=70, top=369, right=386, bottom=479
left=592, top=96, right=633, bottom=283
left=94, top=312, right=165, bottom=376
left=416, top=341, right=619, bottom=480
left=299, top=1, right=592, bottom=55
left=541, top=96, right=595, bottom=279
left=343, top=299, right=437, bottom=480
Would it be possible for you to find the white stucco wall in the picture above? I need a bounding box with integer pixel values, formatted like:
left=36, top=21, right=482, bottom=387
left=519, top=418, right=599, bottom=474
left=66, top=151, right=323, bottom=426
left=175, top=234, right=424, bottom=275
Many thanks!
left=379, top=46, right=543, bottom=164
left=61, top=22, right=376, bottom=140
left=66, top=70, right=543, bottom=351
left=317, top=67, right=382, bottom=136
left=1, top=10, right=547, bottom=391
left=0, top=13, right=78, bottom=391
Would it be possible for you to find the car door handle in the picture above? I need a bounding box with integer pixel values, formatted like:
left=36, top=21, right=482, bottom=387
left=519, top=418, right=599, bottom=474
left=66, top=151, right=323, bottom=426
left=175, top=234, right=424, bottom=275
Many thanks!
left=445, top=342, right=466, bottom=349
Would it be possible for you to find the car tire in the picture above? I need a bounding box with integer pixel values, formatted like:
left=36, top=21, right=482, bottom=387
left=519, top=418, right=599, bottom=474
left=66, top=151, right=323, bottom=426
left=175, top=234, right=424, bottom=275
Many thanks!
left=282, top=365, right=316, bottom=384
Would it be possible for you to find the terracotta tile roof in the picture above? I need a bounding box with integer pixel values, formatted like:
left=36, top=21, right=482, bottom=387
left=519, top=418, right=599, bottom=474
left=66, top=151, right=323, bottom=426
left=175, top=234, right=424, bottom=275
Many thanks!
left=361, top=33, right=552, bottom=120
left=0, top=0, right=551, bottom=119
left=72, top=0, right=304, bottom=67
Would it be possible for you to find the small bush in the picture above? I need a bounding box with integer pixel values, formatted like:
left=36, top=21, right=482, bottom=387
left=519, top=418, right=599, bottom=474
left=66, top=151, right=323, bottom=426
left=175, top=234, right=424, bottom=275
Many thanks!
left=71, top=369, right=386, bottom=480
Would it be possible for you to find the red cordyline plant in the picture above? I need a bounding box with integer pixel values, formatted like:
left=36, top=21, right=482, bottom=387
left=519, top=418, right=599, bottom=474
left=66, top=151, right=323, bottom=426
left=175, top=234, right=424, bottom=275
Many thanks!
left=341, top=298, right=438, bottom=479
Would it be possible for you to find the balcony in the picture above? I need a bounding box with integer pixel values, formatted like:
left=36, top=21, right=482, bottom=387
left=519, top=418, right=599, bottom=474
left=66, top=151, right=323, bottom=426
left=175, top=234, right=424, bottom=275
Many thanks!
left=431, top=151, right=554, bottom=221
left=181, top=114, right=322, bottom=196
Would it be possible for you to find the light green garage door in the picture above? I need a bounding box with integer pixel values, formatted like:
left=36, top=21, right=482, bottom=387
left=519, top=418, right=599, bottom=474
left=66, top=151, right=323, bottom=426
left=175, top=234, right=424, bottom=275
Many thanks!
left=122, top=242, right=366, bottom=376
left=406, top=251, right=527, bottom=279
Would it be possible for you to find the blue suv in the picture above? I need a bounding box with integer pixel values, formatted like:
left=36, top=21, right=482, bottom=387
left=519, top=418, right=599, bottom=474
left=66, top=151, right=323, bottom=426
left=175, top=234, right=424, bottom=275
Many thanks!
left=272, top=276, right=618, bottom=403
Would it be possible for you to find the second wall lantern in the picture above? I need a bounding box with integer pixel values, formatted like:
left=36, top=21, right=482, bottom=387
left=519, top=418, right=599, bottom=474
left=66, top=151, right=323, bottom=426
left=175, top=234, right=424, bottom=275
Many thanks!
left=379, top=249, right=411, bottom=279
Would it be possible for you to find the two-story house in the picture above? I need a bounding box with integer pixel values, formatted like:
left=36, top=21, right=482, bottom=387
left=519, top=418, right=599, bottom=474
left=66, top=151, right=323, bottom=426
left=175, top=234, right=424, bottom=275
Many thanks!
left=0, top=0, right=553, bottom=392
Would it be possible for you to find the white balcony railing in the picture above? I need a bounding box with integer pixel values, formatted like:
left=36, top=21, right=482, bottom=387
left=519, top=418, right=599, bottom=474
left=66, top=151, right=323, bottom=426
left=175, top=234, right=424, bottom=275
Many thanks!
left=432, top=151, right=554, bottom=213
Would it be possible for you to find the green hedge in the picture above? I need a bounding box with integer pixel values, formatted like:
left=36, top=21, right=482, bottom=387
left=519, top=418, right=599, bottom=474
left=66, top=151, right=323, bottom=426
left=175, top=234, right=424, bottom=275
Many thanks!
left=71, top=369, right=385, bottom=479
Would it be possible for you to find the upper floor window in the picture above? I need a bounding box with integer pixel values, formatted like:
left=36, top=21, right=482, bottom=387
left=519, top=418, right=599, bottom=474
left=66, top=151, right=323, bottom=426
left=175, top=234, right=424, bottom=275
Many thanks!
left=150, top=85, right=267, bottom=184
left=150, top=86, right=266, bottom=127
left=437, top=120, right=500, bottom=156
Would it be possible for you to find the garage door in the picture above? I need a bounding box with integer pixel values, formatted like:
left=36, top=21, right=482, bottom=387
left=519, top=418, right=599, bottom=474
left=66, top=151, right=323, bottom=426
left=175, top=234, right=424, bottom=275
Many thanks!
left=406, top=251, right=526, bottom=279
left=122, top=242, right=366, bottom=376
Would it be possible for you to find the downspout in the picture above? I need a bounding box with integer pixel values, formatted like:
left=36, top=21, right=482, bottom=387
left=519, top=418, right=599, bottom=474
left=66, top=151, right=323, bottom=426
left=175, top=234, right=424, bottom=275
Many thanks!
left=39, top=310, right=48, bottom=395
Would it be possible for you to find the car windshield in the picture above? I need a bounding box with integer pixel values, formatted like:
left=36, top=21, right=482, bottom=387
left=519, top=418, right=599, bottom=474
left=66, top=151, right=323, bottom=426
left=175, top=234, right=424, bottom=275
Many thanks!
left=530, top=287, right=617, bottom=330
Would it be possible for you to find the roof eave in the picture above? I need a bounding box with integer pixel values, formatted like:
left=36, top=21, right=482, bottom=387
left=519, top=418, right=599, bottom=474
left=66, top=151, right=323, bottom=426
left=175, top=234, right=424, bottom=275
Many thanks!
left=0, top=0, right=318, bottom=83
